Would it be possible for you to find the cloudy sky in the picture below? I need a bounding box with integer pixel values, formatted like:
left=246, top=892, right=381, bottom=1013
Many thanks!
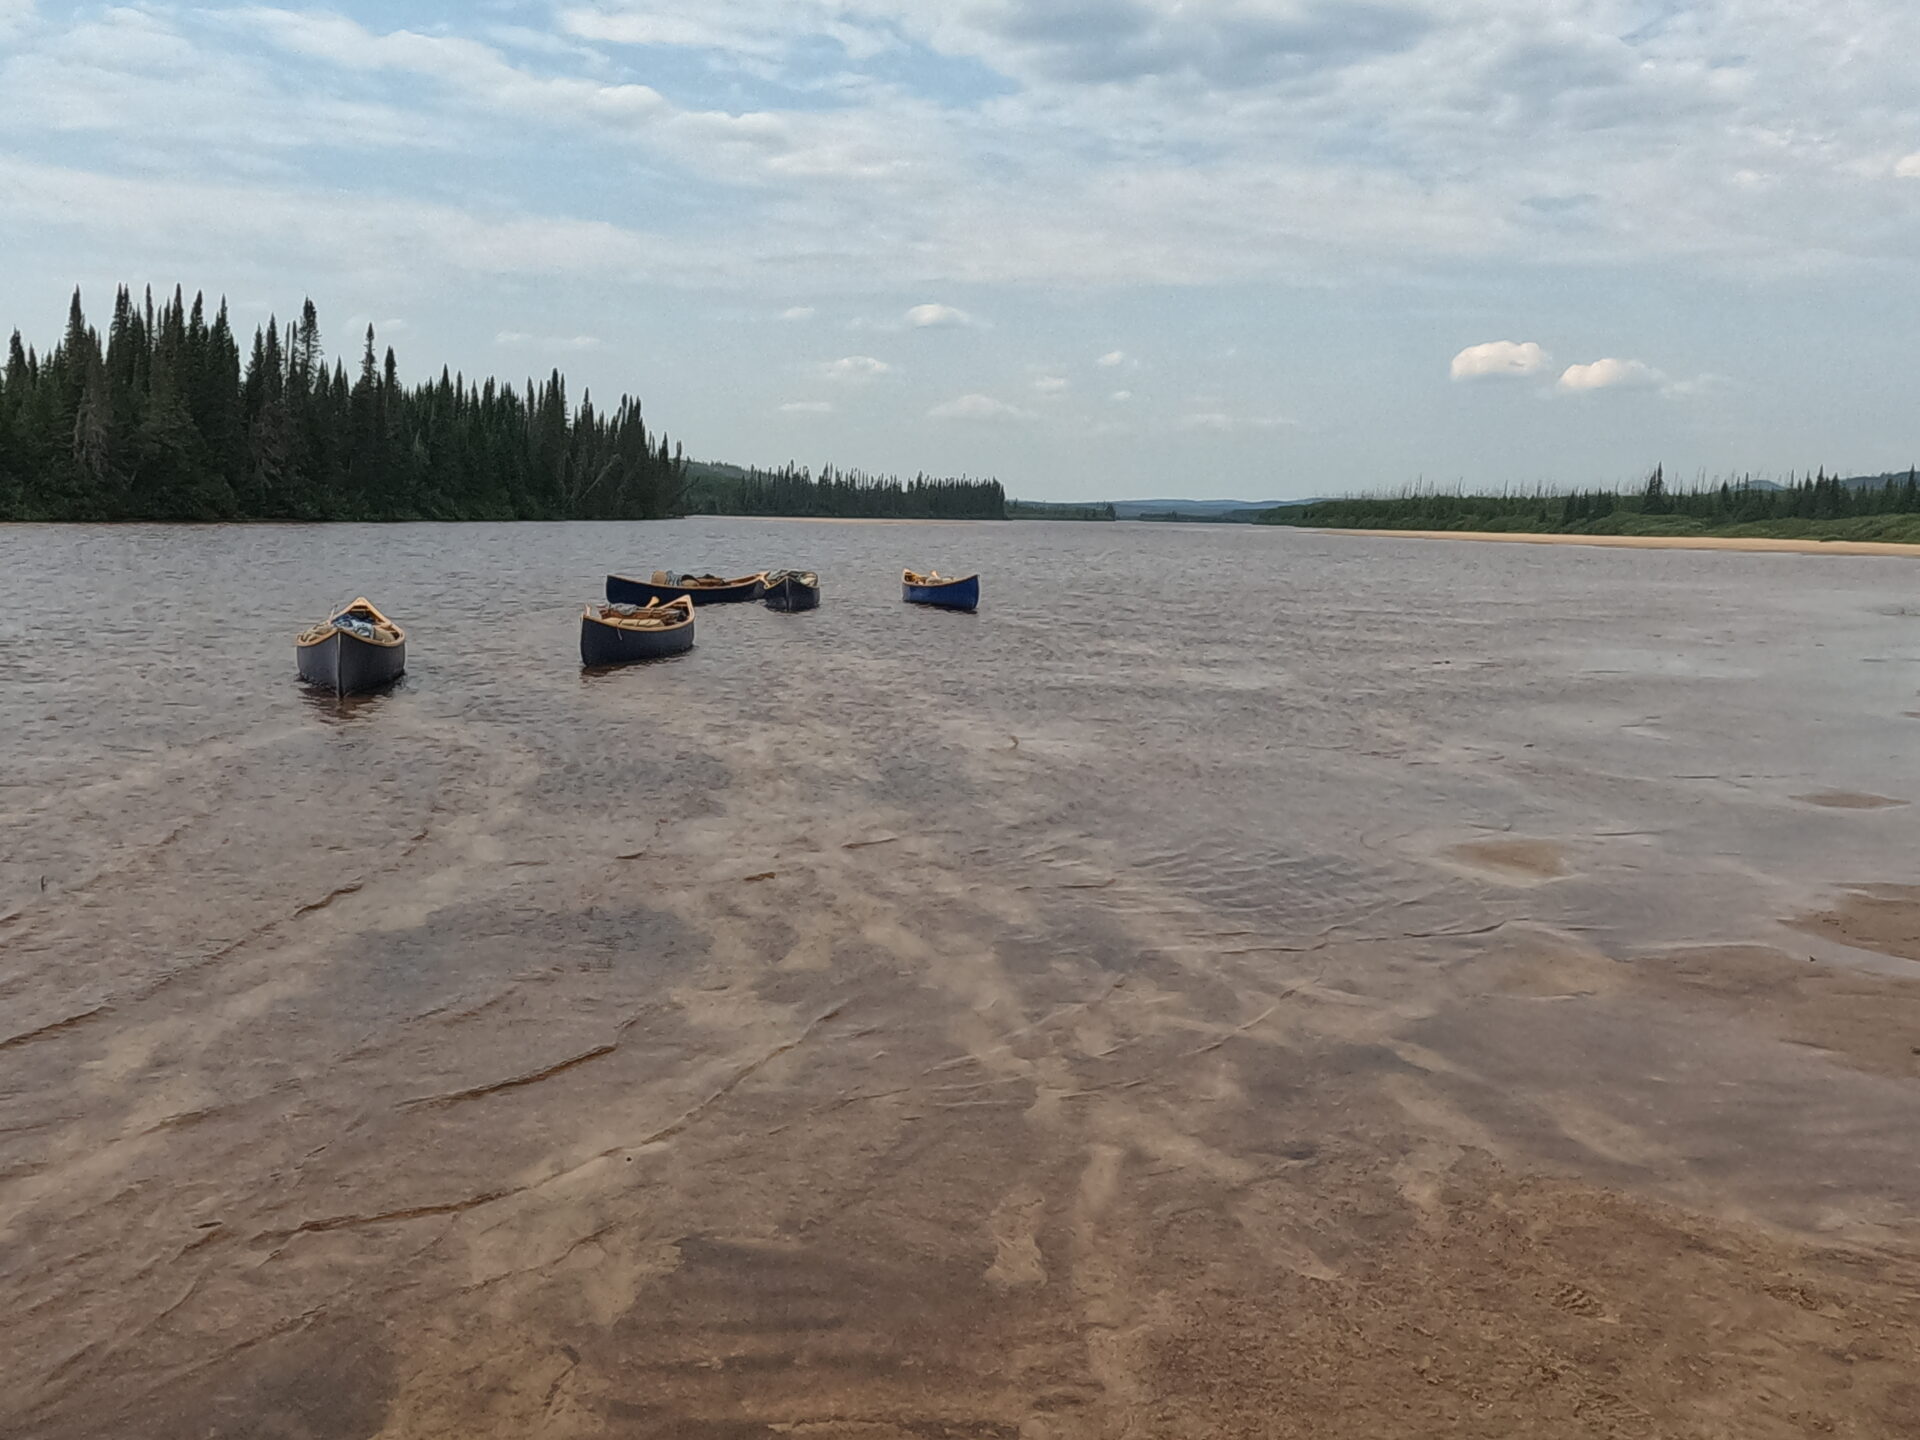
left=3, top=1, right=1918, bottom=501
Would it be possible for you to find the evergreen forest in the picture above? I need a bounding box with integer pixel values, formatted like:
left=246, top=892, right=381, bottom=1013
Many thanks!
left=684, top=461, right=1005, bottom=520
left=1261, top=465, right=1920, bottom=542
left=0, top=287, right=687, bottom=522
left=0, top=285, right=1007, bottom=524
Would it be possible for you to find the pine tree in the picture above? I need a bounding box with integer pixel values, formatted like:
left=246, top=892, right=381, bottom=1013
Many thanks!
left=1641, top=464, right=1669, bottom=515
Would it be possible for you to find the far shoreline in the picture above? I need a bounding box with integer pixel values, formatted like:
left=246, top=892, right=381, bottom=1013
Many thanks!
left=1316, top=527, right=1920, bottom=558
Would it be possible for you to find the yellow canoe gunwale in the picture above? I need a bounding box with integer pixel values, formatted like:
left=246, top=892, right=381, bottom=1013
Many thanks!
left=297, top=597, right=406, bottom=650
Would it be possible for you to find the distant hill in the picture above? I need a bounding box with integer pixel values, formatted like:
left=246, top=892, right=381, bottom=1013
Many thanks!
left=1112, top=498, right=1313, bottom=522
left=1113, top=498, right=1287, bottom=515
left=1843, top=469, right=1918, bottom=491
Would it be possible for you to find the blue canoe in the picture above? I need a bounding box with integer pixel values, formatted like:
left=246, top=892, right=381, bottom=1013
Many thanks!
left=607, top=571, right=766, bottom=606
left=902, top=570, right=979, bottom=611
left=296, top=597, right=406, bottom=694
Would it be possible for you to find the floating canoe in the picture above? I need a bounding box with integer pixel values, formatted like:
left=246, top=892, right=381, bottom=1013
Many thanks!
left=606, top=571, right=766, bottom=607
left=581, top=597, right=695, bottom=667
left=296, top=597, right=406, bottom=694
left=762, top=570, right=821, bottom=612
left=902, top=570, right=979, bottom=611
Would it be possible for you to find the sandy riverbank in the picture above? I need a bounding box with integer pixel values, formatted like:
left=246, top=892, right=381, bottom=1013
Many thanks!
left=1321, top=527, right=1920, bottom=557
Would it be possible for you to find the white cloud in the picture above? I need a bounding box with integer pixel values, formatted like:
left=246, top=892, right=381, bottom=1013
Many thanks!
left=1660, top=372, right=1732, bottom=400
left=1109, top=389, right=1133, bottom=402
left=777, top=400, right=833, bottom=413
left=906, top=302, right=974, bottom=328
left=1096, top=350, right=1127, bottom=367
left=1450, top=340, right=1551, bottom=381
left=780, top=305, right=816, bottom=321
left=10, top=0, right=1919, bottom=303
left=1896, top=154, right=1920, bottom=179
left=556, top=6, right=799, bottom=58
left=494, top=330, right=602, bottom=351
left=1557, top=357, right=1663, bottom=392
left=1177, top=412, right=1297, bottom=432
left=232, top=9, right=673, bottom=127
left=822, top=354, right=892, bottom=380
left=928, top=393, right=1033, bottom=421
left=1032, top=375, right=1068, bottom=393
left=0, top=155, right=704, bottom=283
left=0, top=0, right=35, bottom=42
left=347, top=315, right=409, bottom=337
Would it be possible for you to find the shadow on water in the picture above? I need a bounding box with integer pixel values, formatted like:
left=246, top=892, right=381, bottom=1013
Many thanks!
left=297, top=676, right=407, bottom=722
left=579, top=651, right=699, bottom=682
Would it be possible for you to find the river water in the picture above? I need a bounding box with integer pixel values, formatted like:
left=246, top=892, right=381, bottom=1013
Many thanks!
left=4, top=519, right=1919, bottom=1438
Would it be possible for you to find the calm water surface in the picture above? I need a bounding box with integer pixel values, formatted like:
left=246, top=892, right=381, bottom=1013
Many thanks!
left=3, top=520, right=1919, bottom=1437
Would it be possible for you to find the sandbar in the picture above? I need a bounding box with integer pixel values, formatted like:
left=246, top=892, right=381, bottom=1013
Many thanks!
left=1319, top=527, right=1920, bottom=557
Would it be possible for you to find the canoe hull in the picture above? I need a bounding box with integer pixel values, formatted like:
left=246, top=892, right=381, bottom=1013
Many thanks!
left=297, top=631, right=406, bottom=695
left=581, top=613, right=696, bottom=667
left=763, top=576, right=821, bottom=612
left=606, top=574, right=763, bottom=606
left=903, top=575, right=979, bottom=611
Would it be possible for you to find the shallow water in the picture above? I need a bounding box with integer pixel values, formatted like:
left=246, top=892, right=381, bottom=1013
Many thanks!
left=4, top=520, right=1920, bottom=1437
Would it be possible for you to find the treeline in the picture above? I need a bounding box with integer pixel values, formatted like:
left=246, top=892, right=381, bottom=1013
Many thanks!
left=0, top=285, right=685, bottom=521
left=1007, top=499, right=1116, bottom=521
left=1261, top=465, right=1920, bottom=536
left=685, top=461, right=1006, bottom=519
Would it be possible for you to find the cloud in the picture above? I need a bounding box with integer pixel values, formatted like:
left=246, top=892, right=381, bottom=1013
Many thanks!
left=1032, top=375, right=1068, bottom=393
left=1450, top=341, right=1551, bottom=381
left=1557, top=357, right=1663, bottom=392
left=0, top=0, right=36, bottom=42
left=952, top=0, right=1433, bottom=89
left=1109, top=389, right=1133, bottom=402
left=494, top=330, right=603, bottom=350
left=928, top=393, right=1033, bottom=420
left=1659, top=372, right=1732, bottom=400
left=231, top=9, right=673, bottom=127
left=777, top=400, right=834, bottom=413
left=0, top=155, right=706, bottom=285
left=347, top=315, right=409, bottom=336
left=906, top=302, right=975, bottom=328
left=1176, top=412, right=1297, bottom=432
left=1096, top=350, right=1127, bottom=367
left=8, top=0, right=1920, bottom=307
left=822, top=354, right=893, bottom=379
left=780, top=305, right=816, bottom=321
left=1897, top=154, right=1920, bottom=179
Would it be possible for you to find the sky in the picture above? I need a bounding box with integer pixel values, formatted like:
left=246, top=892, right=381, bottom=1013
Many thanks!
left=2, top=1, right=1918, bottom=502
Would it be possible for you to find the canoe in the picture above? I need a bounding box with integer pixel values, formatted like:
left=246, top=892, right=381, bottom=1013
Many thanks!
left=762, top=570, right=821, bottom=612
left=581, top=597, right=695, bottom=666
left=296, top=597, right=406, bottom=694
left=902, top=570, right=979, bottom=611
left=606, top=571, right=766, bottom=607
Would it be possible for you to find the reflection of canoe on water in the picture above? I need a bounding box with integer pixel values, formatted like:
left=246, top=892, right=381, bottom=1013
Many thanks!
left=581, top=597, right=695, bottom=666
left=902, top=570, right=979, bottom=611
left=606, top=571, right=766, bottom=606
left=762, top=570, right=820, bottom=612
left=297, top=597, right=406, bottom=694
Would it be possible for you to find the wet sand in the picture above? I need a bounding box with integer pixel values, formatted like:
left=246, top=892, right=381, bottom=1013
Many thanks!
left=1322, top=527, right=1920, bottom=557
left=4, top=520, right=1920, bottom=1437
